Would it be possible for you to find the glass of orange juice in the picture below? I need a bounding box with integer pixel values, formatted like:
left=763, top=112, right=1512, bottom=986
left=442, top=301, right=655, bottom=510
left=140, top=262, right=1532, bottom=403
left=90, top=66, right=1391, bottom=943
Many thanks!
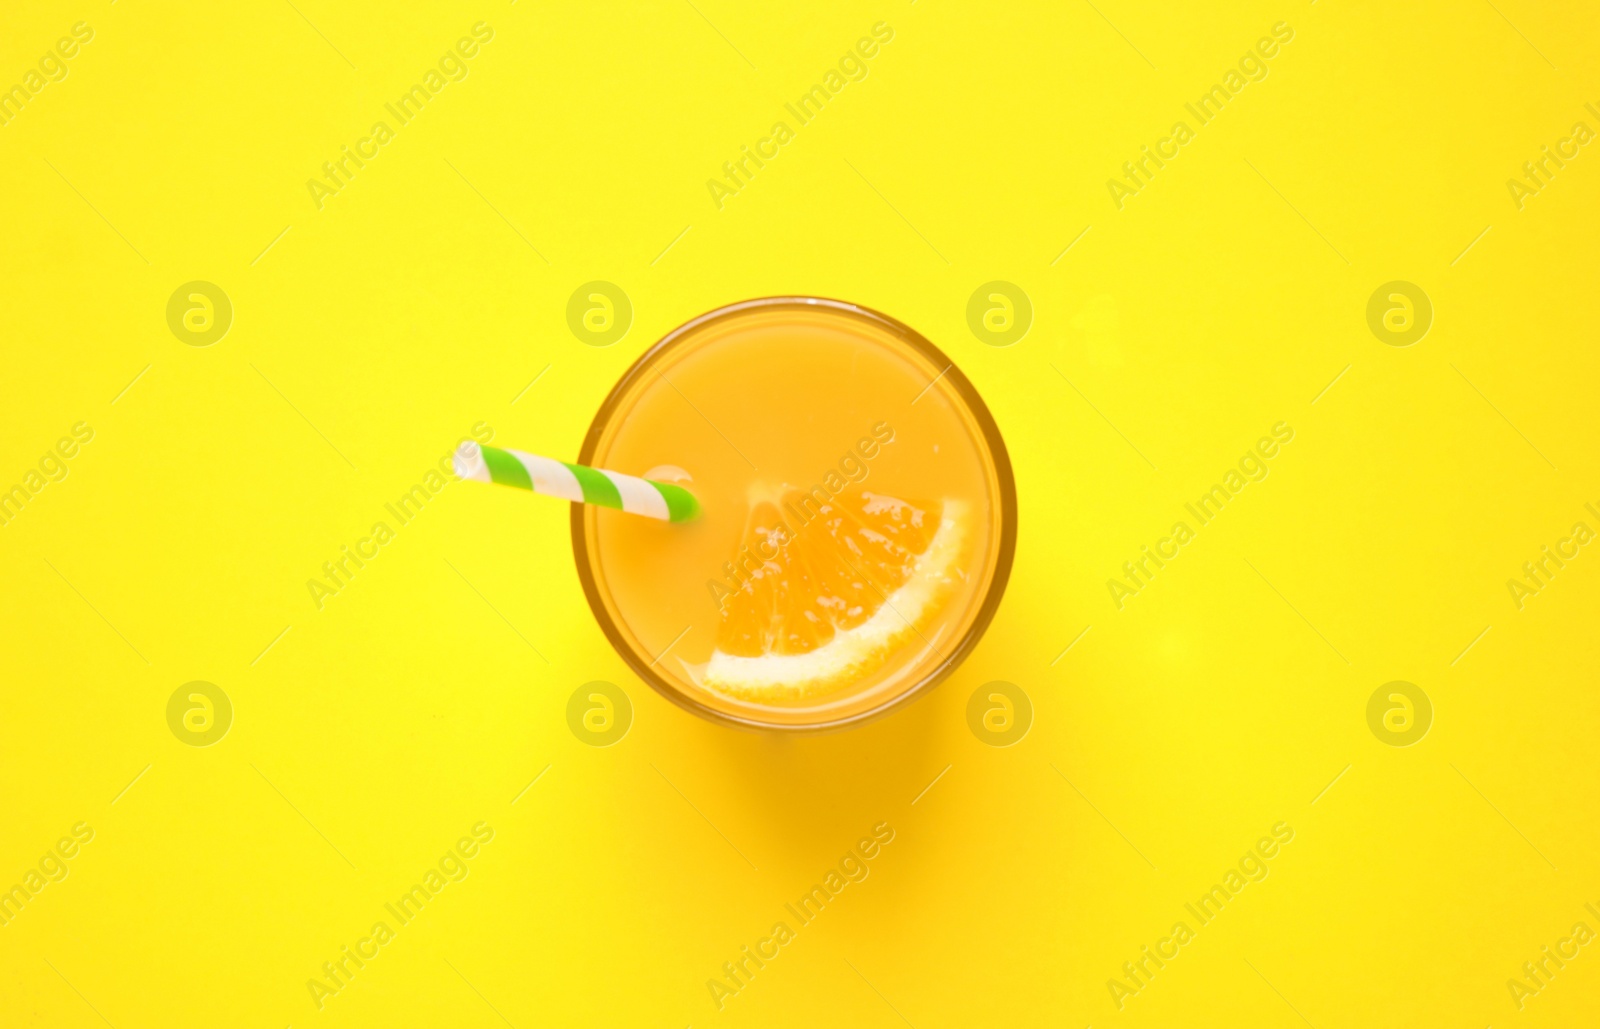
left=573, top=297, right=1016, bottom=731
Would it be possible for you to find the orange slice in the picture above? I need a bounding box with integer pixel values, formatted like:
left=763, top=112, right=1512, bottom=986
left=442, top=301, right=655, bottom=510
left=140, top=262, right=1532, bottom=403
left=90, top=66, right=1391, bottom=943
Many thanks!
left=703, top=488, right=967, bottom=701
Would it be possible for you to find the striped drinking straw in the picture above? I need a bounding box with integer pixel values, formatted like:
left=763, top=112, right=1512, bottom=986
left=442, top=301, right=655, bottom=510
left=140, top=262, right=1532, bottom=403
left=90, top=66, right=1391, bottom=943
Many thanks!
left=453, top=441, right=700, bottom=523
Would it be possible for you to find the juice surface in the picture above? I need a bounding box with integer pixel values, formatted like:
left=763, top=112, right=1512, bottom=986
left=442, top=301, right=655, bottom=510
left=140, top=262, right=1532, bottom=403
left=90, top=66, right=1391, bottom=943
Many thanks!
left=580, top=300, right=1008, bottom=728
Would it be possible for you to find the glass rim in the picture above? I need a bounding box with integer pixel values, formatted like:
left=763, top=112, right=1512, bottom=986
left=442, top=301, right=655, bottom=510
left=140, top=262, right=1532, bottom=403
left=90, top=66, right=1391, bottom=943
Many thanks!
left=571, top=295, right=1018, bottom=733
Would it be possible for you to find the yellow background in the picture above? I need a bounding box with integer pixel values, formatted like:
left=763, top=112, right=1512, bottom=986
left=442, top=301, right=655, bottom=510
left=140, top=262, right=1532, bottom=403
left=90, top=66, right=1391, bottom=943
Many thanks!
left=3, top=1, right=1598, bottom=1025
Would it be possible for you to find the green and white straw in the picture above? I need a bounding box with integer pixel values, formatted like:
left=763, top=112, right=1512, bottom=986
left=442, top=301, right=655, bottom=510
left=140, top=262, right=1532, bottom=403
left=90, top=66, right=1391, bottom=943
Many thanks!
left=454, top=441, right=700, bottom=522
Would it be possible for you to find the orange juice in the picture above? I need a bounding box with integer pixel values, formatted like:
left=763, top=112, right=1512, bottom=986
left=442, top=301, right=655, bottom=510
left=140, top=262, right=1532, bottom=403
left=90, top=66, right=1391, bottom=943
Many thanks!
left=574, top=297, right=1015, bottom=730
